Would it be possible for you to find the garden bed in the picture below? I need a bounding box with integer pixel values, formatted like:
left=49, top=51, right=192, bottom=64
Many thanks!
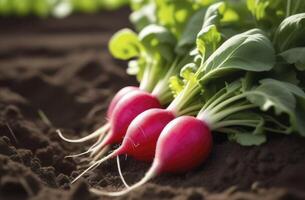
left=0, top=9, right=304, bottom=200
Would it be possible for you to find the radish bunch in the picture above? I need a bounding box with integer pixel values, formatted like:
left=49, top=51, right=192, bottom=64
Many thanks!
left=57, top=1, right=224, bottom=163
left=57, top=0, right=305, bottom=197
left=90, top=78, right=305, bottom=196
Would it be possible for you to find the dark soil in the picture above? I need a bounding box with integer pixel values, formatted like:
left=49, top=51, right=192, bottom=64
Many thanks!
left=0, top=9, right=305, bottom=200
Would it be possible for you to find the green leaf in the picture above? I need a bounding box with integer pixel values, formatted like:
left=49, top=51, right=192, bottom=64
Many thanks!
left=202, top=2, right=226, bottom=27
left=169, top=76, right=184, bottom=97
left=260, top=79, right=305, bottom=99
left=109, top=29, right=142, bottom=60
left=130, top=3, right=157, bottom=31
left=219, top=111, right=267, bottom=146
left=139, top=24, right=176, bottom=62
left=247, top=80, right=296, bottom=115
left=180, top=63, right=198, bottom=81
left=197, top=29, right=275, bottom=84
left=72, top=0, right=99, bottom=13
left=228, top=131, right=267, bottom=146
left=155, top=0, right=213, bottom=37
left=247, top=0, right=294, bottom=27
left=195, top=2, right=225, bottom=60
left=10, top=0, right=31, bottom=16
left=261, top=79, right=305, bottom=136
left=247, top=0, right=282, bottom=21
left=32, top=0, right=52, bottom=17
left=98, top=0, right=129, bottom=10
left=246, top=79, right=305, bottom=135
left=270, top=62, right=300, bottom=85
left=175, top=8, right=207, bottom=55
left=280, top=47, right=305, bottom=71
left=196, top=25, right=221, bottom=60
left=130, top=0, right=150, bottom=11
left=0, top=0, right=10, bottom=16
left=273, top=13, right=305, bottom=52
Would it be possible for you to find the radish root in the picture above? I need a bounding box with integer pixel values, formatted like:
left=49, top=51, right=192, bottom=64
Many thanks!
left=116, top=155, right=130, bottom=188
left=57, top=123, right=110, bottom=143
left=71, top=149, right=118, bottom=184
left=90, top=166, right=157, bottom=196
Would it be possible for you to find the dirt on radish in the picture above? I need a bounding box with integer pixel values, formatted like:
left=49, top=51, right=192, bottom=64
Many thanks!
left=0, top=9, right=305, bottom=200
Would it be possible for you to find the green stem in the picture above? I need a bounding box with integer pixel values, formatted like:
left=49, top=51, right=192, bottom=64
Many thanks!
left=286, top=0, right=291, bottom=17
left=207, top=93, right=248, bottom=117
left=139, top=59, right=154, bottom=92
left=207, top=104, right=257, bottom=126
left=179, top=104, right=202, bottom=116
left=156, top=92, right=173, bottom=106
left=167, top=81, right=201, bottom=116
left=291, top=0, right=301, bottom=15
left=212, top=120, right=259, bottom=130
left=217, top=125, right=290, bottom=135
left=200, top=87, right=227, bottom=111
left=151, top=58, right=180, bottom=98
left=264, top=115, right=289, bottom=130
left=263, top=127, right=291, bottom=134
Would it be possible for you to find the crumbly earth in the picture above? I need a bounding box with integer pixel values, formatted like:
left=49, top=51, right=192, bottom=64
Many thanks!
left=0, top=9, right=304, bottom=200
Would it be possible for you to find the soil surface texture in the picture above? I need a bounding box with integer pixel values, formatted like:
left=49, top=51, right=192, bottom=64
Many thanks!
left=0, top=9, right=304, bottom=200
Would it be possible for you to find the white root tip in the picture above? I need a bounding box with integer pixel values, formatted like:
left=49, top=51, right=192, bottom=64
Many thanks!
left=89, top=166, right=157, bottom=196
left=116, top=156, right=130, bottom=188
left=57, top=123, right=110, bottom=143
left=71, top=150, right=117, bottom=184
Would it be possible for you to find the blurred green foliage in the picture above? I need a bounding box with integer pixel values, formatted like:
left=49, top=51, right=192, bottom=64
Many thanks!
left=0, top=0, right=129, bottom=18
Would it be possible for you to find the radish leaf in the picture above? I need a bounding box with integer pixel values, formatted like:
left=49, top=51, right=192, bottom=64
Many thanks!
left=109, top=29, right=142, bottom=60
left=280, top=47, right=305, bottom=71
left=273, top=13, right=305, bottom=52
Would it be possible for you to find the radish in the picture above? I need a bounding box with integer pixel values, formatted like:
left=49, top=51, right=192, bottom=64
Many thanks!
left=58, top=2, right=226, bottom=163
left=107, top=86, right=140, bottom=119
left=57, top=89, right=161, bottom=159
left=89, top=91, right=161, bottom=156
left=57, top=86, right=139, bottom=144
left=71, top=108, right=175, bottom=183
left=89, top=116, right=212, bottom=196
left=71, top=28, right=276, bottom=181
left=88, top=77, right=290, bottom=195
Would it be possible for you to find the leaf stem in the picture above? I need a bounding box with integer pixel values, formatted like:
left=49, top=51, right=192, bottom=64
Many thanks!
left=207, top=93, right=248, bottom=116
left=286, top=0, right=292, bottom=17
left=212, top=120, right=260, bottom=129
left=167, top=80, right=201, bottom=116
left=208, top=104, right=257, bottom=126
left=179, top=104, right=202, bottom=116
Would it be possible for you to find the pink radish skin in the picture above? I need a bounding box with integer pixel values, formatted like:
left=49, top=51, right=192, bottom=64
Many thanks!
left=115, top=108, right=176, bottom=161
left=56, top=86, right=139, bottom=145
left=90, top=116, right=213, bottom=196
left=153, top=116, right=212, bottom=173
left=58, top=88, right=161, bottom=162
left=72, top=108, right=175, bottom=183
left=94, top=90, right=162, bottom=151
left=107, top=86, right=139, bottom=119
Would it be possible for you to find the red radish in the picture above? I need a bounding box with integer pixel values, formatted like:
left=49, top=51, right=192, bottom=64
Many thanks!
left=107, top=86, right=139, bottom=119
left=57, top=86, right=139, bottom=144
left=88, top=90, right=162, bottom=157
left=89, top=116, right=212, bottom=196
left=72, top=108, right=175, bottom=183
left=58, top=89, right=160, bottom=160
left=118, top=108, right=175, bottom=161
